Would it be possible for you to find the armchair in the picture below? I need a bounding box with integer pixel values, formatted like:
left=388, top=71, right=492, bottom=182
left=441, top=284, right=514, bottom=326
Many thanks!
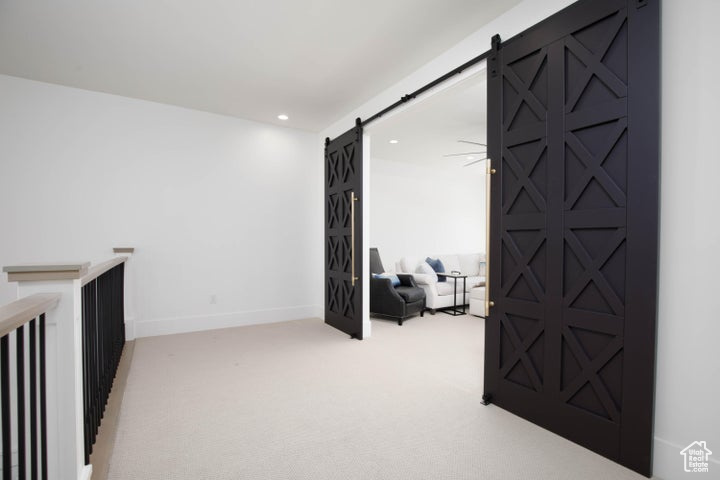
left=369, top=248, right=425, bottom=325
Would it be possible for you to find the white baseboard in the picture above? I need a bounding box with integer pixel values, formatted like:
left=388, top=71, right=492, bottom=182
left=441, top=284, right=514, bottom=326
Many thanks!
left=653, top=435, right=720, bottom=479
left=79, top=464, right=92, bottom=480
left=124, top=315, right=136, bottom=341
left=134, top=305, right=323, bottom=338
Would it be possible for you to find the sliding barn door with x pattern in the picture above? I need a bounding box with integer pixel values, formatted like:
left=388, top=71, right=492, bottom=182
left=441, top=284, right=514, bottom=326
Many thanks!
left=486, top=0, right=659, bottom=475
left=325, top=124, right=363, bottom=339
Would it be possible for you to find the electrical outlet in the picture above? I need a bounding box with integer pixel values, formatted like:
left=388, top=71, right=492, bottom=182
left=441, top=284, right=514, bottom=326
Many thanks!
left=210, top=294, right=217, bottom=304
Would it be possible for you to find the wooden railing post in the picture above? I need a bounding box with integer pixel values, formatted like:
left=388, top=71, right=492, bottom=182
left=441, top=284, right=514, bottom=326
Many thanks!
left=3, top=263, right=91, bottom=480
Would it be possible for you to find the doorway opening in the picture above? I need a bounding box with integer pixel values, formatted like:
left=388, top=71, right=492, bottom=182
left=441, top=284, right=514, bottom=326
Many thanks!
left=363, top=65, right=488, bottom=387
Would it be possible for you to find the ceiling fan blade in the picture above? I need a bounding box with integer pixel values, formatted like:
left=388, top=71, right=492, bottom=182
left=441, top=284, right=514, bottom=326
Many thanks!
left=463, top=157, right=488, bottom=167
left=457, top=140, right=487, bottom=146
left=442, top=151, right=486, bottom=157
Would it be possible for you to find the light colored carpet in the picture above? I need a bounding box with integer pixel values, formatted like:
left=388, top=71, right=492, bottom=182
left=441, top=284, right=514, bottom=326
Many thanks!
left=107, top=315, right=645, bottom=480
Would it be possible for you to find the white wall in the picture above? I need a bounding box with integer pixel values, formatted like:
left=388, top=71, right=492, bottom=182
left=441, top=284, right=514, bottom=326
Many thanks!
left=653, top=1, right=720, bottom=478
left=370, top=156, right=485, bottom=270
left=322, top=0, right=720, bottom=478
left=0, top=74, right=324, bottom=337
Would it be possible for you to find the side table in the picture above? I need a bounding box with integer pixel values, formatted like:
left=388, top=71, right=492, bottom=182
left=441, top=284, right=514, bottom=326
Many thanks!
left=436, top=272, right=467, bottom=316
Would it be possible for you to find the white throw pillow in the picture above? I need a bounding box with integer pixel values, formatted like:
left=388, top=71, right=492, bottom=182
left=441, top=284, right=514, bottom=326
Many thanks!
left=415, top=261, right=438, bottom=283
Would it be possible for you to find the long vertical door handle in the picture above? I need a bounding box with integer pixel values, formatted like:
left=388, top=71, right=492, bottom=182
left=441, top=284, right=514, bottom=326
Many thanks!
left=350, top=191, right=359, bottom=286
left=485, top=160, right=496, bottom=317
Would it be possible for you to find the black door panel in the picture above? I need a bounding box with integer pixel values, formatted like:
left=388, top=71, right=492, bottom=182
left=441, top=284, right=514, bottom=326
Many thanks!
left=325, top=124, right=363, bottom=339
left=485, top=0, right=659, bottom=476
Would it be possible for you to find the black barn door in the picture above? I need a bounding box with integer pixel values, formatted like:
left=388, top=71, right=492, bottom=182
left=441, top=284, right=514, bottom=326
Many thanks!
left=484, top=0, right=659, bottom=475
left=325, top=122, right=364, bottom=339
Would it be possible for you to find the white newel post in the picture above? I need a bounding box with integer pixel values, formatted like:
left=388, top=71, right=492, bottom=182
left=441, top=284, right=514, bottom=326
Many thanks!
left=5, top=263, right=93, bottom=480
left=113, top=247, right=136, bottom=341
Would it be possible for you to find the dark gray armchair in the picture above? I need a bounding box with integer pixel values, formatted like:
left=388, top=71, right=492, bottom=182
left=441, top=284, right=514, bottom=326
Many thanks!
left=369, top=248, right=426, bottom=325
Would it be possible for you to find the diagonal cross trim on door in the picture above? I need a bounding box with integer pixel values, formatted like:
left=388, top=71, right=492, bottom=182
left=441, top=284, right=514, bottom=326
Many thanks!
left=561, top=325, right=623, bottom=422
left=327, top=194, right=340, bottom=229
left=564, top=11, right=628, bottom=113
left=327, top=278, right=339, bottom=313
left=563, top=227, right=626, bottom=316
left=499, top=313, right=544, bottom=392
left=501, top=231, right=546, bottom=302
left=565, top=118, right=628, bottom=210
left=341, top=280, right=355, bottom=318
left=327, top=237, right=339, bottom=271
left=502, top=142, right=548, bottom=214
left=327, top=151, right=339, bottom=188
left=340, top=144, right=356, bottom=183
left=338, top=191, right=351, bottom=228
left=340, top=236, right=351, bottom=273
left=503, top=48, right=548, bottom=130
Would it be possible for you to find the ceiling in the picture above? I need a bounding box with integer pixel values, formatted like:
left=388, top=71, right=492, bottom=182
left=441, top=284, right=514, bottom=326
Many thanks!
left=369, top=70, right=487, bottom=171
left=0, top=0, right=520, bottom=131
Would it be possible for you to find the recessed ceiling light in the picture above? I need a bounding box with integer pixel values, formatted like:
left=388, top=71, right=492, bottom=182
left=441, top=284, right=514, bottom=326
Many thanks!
left=467, top=156, right=475, bottom=160
left=277, top=114, right=289, bottom=121
left=389, top=139, right=399, bottom=144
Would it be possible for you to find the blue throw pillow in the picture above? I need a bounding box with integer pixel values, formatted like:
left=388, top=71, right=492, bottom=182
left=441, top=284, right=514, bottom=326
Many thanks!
left=425, top=257, right=446, bottom=282
left=372, top=273, right=400, bottom=287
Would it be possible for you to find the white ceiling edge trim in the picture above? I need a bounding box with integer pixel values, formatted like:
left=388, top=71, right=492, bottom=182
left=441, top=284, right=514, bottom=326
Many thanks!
left=319, top=0, right=575, bottom=141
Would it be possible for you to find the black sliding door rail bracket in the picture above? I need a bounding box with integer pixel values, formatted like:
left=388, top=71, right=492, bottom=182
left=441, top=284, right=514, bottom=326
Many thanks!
left=360, top=37, right=499, bottom=129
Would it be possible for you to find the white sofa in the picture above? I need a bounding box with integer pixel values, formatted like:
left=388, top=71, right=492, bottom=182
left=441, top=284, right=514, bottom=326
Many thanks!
left=395, top=253, right=486, bottom=314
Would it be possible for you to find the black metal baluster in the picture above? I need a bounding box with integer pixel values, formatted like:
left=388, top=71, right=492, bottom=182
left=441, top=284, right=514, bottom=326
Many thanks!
left=17, top=325, right=27, bottom=480
left=88, top=280, right=95, bottom=462
left=29, top=319, right=38, bottom=480
left=1, top=334, right=11, bottom=479
left=39, top=314, right=47, bottom=480
left=93, top=277, right=99, bottom=449
left=104, top=272, right=112, bottom=414
left=92, top=278, right=99, bottom=452
left=117, top=264, right=126, bottom=372
left=112, top=267, right=119, bottom=369
left=92, top=278, right=99, bottom=457
left=81, top=282, right=91, bottom=465
left=91, top=281, right=96, bottom=458
left=98, top=273, right=106, bottom=434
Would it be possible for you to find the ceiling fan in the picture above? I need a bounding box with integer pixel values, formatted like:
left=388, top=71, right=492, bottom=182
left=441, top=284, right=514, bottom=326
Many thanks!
left=442, top=140, right=488, bottom=167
